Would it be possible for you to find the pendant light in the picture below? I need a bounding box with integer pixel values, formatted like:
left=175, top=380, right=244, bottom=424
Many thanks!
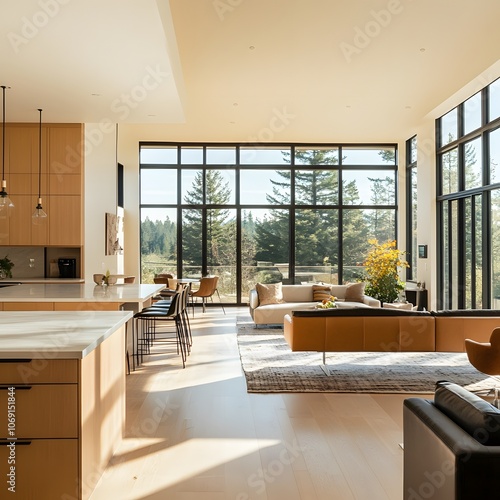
left=32, top=108, right=47, bottom=224
left=0, top=85, right=14, bottom=216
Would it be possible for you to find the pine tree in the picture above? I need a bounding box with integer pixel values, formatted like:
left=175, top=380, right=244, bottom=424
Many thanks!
left=364, top=176, right=396, bottom=243
left=255, top=149, right=340, bottom=268
left=341, top=180, right=369, bottom=281
left=182, top=170, right=234, bottom=267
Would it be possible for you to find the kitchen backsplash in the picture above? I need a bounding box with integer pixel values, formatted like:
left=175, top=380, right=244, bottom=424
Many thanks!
left=0, top=247, right=45, bottom=278
left=0, top=247, right=81, bottom=279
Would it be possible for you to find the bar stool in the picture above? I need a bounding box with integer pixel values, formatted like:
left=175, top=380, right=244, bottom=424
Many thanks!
left=145, top=285, right=192, bottom=353
left=132, top=289, right=188, bottom=368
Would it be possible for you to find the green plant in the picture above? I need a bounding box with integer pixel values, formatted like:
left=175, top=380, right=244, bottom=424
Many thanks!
left=0, top=255, right=14, bottom=278
left=362, top=239, right=408, bottom=304
left=103, top=269, right=111, bottom=285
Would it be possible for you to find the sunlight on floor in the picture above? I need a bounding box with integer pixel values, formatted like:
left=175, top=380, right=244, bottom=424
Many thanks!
left=105, top=437, right=280, bottom=497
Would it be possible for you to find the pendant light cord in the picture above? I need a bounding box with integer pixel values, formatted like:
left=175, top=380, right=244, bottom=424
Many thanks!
left=38, top=109, right=42, bottom=199
left=1, top=86, right=5, bottom=181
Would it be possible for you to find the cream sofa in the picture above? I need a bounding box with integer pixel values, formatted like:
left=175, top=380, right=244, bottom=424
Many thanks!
left=248, top=283, right=381, bottom=325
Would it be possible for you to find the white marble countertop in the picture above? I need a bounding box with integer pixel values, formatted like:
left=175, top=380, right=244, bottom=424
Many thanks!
left=0, top=283, right=163, bottom=303
left=0, top=278, right=84, bottom=284
left=0, top=311, right=132, bottom=359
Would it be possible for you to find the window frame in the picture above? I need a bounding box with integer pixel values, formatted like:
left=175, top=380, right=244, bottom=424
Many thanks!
left=139, top=142, right=399, bottom=305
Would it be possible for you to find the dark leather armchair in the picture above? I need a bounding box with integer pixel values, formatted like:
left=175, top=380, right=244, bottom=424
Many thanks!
left=404, top=381, right=500, bottom=499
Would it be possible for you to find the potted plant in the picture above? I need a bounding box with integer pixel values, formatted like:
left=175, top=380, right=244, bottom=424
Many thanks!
left=362, top=239, right=409, bottom=304
left=0, top=255, right=14, bottom=279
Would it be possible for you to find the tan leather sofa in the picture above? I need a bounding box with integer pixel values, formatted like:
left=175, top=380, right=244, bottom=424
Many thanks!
left=284, top=308, right=500, bottom=353
left=433, top=309, right=500, bottom=352
left=284, top=308, right=436, bottom=352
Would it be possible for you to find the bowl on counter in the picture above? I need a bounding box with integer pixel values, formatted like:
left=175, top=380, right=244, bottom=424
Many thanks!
left=93, top=274, right=104, bottom=285
left=107, top=275, right=118, bottom=285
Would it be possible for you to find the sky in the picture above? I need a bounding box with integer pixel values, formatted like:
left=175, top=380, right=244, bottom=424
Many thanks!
left=139, top=145, right=397, bottom=223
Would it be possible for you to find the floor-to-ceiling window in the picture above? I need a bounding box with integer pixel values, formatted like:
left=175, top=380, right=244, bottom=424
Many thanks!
left=437, top=78, right=500, bottom=309
left=406, top=136, right=418, bottom=281
left=140, top=143, right=398, bottom=305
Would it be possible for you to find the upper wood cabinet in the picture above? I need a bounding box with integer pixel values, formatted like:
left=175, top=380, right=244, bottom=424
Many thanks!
left=47, top=125, right=83, bottom=246
left=5, top=125, right=38, bottom=174
left=48, top=126, right=82, bottom=176
left=0, top=123, right=83, bottom=246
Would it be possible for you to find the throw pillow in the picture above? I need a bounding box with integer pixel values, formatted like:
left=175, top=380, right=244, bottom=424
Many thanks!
left=345, top=282, right=365, bottom=302
left=435, top=381, right=500, bottom=445
left=256, top=282, right=284, bottom=306
left=312, top=284, right=331, bottom=302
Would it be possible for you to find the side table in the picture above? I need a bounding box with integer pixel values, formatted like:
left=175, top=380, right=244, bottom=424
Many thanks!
left=405, top=289, right=428, bottom=311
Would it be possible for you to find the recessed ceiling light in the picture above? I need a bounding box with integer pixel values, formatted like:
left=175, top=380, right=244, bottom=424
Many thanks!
left=249, top=45, right=255, bottom=50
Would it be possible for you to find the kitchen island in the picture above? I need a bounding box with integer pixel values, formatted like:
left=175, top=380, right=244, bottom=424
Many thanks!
left=0, top=282, right=163, bottom=312
left=0, top=310, right=132, bottom=499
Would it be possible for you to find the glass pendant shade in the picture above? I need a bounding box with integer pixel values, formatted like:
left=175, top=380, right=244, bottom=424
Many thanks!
left=32, top=198, right=47, bottom=224
left=0, top=85, right=14, bottom=217
left=0, top=182, right=14, bottom=216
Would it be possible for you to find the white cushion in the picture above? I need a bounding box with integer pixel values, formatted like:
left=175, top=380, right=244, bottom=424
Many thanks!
left=330, top=285, right=347, bottom=299
left=253, top=302, right=314, bottom=324
left=282, top=285, right=314, bottom=302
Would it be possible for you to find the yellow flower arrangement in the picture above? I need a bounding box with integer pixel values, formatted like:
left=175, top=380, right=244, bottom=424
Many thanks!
left=363, top=239, right=409, bottom=304
left=316, top=295, right=337, bottom=309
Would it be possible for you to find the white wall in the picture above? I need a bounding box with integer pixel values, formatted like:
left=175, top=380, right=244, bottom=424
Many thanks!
left=112, top=60, right=500, bottom=291
left=117, top=125, right=142, bottom=282
left=414, top=118, right=436, bottom=309
left=84, top=123, right=122, bottom=283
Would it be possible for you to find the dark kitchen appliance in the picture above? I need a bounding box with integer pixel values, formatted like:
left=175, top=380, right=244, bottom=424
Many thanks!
left=58, top=258, right=77, bottom=278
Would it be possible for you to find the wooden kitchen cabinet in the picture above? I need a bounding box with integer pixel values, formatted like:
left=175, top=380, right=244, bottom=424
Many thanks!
left=0, top=439, right=79, bottom=499
left=8, top=195, right=33, bottom=245
left=48, top=125, right=82, bottom=176
left=0, top=324, right=125, bottom=499
left=0, top=384, right=78, bottom=438
left=47, top=125, right=83, bottom=247
left=0, top=123, right=83, bottom=247
left=48, top=195, right=82, bottom=246
left=5, top=125, right=39, bottom=175
left=3, top=302, right=55, bottom=311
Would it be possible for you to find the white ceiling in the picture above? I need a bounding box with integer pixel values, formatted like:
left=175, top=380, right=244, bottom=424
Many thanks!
left=2, top=0, right=500, bottom=142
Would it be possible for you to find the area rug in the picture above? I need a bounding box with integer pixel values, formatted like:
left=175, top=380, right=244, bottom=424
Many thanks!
left=236, top=320, right=498, bottom=394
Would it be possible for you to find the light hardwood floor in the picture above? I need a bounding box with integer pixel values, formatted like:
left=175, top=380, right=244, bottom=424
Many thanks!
left=91, top=308, right=427, bottom=500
